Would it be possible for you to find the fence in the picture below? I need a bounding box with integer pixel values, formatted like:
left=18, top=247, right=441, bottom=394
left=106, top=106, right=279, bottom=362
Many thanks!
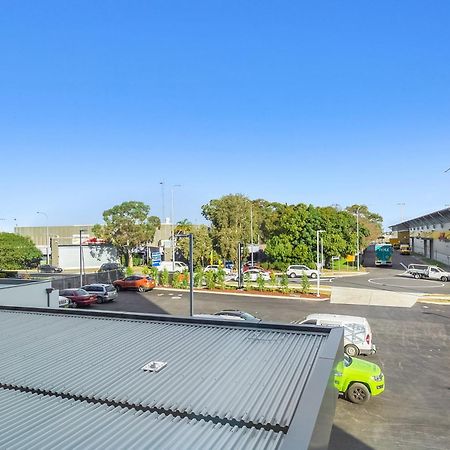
left=51, top=270, right=124, bottom=291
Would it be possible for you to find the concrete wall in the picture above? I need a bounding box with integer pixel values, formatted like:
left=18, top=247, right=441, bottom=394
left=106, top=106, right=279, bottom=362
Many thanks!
left=0, top=279, right=60, bottom=308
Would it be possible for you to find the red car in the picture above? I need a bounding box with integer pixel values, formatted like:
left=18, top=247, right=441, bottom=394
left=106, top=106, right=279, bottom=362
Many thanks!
left=113, top=275, right=156, bottom=292
left=59, top=288, right=97, bottom=307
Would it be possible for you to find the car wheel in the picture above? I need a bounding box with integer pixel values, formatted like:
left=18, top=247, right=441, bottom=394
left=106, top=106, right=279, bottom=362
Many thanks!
left=289, top=272, right=296, bottom=278
left=414, top=273, right=420, bottom=279
left=310, top=273, right=317, bottom=279
left=346, top=383, right=371, bottom=404
left=138, top=286, right=144, bottom=292
left=440, top=276, right=448, bottom=282
left=344, top=344, right=359, bottom=357
left=96, top=296, right=103, bottom=304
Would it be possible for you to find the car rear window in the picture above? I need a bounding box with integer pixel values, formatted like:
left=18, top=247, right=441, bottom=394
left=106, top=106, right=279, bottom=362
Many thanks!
left=106, top=285, right=116, bottom=292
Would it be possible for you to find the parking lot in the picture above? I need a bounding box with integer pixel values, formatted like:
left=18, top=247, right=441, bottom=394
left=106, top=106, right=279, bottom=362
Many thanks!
left=90, top=288, right=450, bottom=449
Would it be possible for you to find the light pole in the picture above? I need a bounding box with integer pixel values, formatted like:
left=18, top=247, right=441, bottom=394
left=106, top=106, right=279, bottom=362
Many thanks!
left=250, top=202, right=254, bottom=266
left=316, top=230, right=325, bottom=297
left=177, top=233, right=194, bottom=316
left=79, top=229, right=86, bottom=287
left=397, top=202, right=406, bottom=223
left=171, top=184, right=181, bottom=271
left=36, top=211, right=49, bottom=264
left=356, top=206, right=362, bottom=271
left=160, top=181, right=165, bottom=222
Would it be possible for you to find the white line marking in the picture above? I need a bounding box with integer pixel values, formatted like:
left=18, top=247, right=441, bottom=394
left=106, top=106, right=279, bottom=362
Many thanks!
left=368, top=277, right=445, bottom=289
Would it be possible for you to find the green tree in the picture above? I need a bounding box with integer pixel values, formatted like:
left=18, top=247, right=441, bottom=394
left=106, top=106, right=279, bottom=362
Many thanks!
left=0, top=233, right=42, bottom=270
left=345, top=204, right=383, bottom=248
left=177, top=225, right=213, bottom=268
left=202, top=194, right=265, bottom=262
left=92, top=201, right=160, bottom=267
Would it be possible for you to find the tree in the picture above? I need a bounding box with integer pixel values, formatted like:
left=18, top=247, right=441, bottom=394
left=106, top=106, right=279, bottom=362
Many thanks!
left=92, top=201, right=160, bottom=267
left=202, top=194, right=265, bottom=262
left=176, top=225, right=213, bottom=268
left=345, top=204, right=383, bottom=247
left=0, top=233, right=42, bottom=270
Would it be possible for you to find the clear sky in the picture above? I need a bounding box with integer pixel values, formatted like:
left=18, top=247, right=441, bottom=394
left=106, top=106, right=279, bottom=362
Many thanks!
left=1, top=0, right=449, bottom=232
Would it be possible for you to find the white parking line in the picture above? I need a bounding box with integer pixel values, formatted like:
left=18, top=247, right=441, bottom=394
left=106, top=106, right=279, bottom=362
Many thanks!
left=368, top=277, right=445, bottom=289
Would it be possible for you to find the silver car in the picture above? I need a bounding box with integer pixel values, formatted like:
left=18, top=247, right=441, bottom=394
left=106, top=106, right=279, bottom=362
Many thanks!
left=286, top=265, right=319, bottom=279
left=81, top=284, right=118, bottom=304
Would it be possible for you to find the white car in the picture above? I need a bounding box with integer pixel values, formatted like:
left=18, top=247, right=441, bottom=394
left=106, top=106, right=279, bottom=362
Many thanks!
left=204, top=265, right=231, bottom=275
left=286, top=265, right=319, bottom=279
left=243, top=269, right=271, bottom=282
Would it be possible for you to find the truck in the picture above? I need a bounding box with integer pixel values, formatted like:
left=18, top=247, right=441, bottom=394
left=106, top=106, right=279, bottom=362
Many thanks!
left=389, top=238, right=400, bottom=249
left=374, top=243, right=393, bottom=266
left=405, top=264, right=450, bottom=282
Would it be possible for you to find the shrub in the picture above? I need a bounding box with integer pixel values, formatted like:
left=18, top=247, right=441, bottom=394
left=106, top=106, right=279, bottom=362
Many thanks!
left=280, top=273, right=289, bottom=293
left=181, top=270, right=189, bottom=289
left=141, top=266, right=150, bottom=275
left=244, top=272, right=252, bottom=291
left=216, top=268, right=226, bottom=289
left=204, top=270, right=215, bottom=289
left=194, top=268, right=204, bottom=288
left=149, top=267, right=158, bottom=280
left=270, top=271, right=277, bottom=286
left=256, top=273, right=266, bottom=291
left=125, top=266, right=134, bottom=277
left=172, top=272, right=183, bottom=289
left=160, top=268, right=169, bottom=286
left=301, top=273, right=310, bottom=294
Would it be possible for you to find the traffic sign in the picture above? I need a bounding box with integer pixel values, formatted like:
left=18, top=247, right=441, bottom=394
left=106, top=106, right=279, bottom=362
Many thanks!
left=151, top=251, right=161, bottom=267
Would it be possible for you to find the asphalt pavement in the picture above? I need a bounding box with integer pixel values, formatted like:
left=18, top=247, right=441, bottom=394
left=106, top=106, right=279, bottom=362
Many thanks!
left=90, top=288, right=450, bottom=450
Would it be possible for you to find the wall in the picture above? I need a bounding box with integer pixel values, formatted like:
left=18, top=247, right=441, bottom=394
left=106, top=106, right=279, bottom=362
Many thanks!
left=0, top=279, right=60, bottom=308
left=57, top=245, right=119, bottom=270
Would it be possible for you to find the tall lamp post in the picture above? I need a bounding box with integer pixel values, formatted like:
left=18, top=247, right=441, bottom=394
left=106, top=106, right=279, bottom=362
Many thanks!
left=36, top=211, right=49, bottom=264
left=356, top=206, right=362, bottom=271
left=171, top=184, right=181, bottom=271
left=177, top=233, right=194, bottom=316
left=316, top=230, right=325, bottom=297
left=79, top=229, right=86, bottom=287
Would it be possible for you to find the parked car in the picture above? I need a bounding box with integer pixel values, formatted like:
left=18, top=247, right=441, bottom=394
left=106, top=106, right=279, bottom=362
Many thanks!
left=286, top=265, right=319, bottom=279
left=58, top=295, right=71, bottom=308
left=204, top=265, right=231, bottom=275
left=193, top=314, right=244, bottom=321
left=59, top=289, right=97, bottom=307
left=334, top=354, right=385, bottom=404
left=113, top=275, right=156, bottom=292
left=243, top=268, right=271, bottom=282
left=81, top=284, right=118, bottom=303
left=242, top=262, right=262, bottom=272
left=98, top=262, right=123, bottom=273
left=300, top=314, right=376, bottom=357
left=156, top=261, right=188, bottom=273
left=39, top=264, right=63, bottom=273
left=214, top=310, right=261, bottom=322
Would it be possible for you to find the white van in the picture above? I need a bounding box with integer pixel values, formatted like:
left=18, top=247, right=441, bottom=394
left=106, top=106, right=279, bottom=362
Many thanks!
left=156, top=261, right=188, bottom=272
left=300, top=314, right=376, bottom=357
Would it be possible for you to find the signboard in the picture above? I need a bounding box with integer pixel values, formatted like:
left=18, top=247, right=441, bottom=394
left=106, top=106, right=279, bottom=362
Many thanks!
left=346, top=255, right=355, bottom=262
left=151, top=251, right=161, bottom=267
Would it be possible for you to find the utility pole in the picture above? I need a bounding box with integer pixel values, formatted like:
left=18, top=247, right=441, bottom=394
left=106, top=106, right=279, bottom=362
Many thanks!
left=356, top=205, right=362, bottom=271
left=37, top=211, right=49, bottom=264
left=316, top=230, right=325, bottom=297
left=171, top=184, right=181, bottom=271
left=160, top=181, right=165, bottom=222
left=250, top=202, right=254, bottom=266
left=79, top=229, right=86, bottom=287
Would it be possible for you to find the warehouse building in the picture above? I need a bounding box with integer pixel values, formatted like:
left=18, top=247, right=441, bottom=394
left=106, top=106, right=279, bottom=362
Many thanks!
left=390, top=207, right=450, bottom=265
left=0, top=307, right=343, bottom=449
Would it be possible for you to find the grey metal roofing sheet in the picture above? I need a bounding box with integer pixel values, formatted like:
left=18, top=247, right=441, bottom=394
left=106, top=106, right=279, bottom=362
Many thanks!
left=0, top=388, right=284, bottom=450
left=0, top=310, right=327, bottom=428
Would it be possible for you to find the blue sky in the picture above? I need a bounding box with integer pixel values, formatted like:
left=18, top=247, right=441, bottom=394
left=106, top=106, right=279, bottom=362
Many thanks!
left=1, top=0, right=449, bottom=232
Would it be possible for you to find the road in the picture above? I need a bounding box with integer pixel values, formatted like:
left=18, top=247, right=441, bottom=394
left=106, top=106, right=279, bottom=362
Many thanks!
left=89, top=288, right=450, bottom=449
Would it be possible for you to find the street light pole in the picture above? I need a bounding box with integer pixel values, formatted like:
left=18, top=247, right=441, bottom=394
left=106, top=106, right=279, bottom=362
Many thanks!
left=250, top=202, right=254, bottom=266
left=171, top=184, right=181, bottom=271
left=159, top=181, right=165, bottom=222
left=176, top=233, right=194, bottom=316
left=316, top=230, right=325, bottom=297
left=36, top=211, right=49, bottom=264
left=79, top=229, right=86, bottom=287
left=356, top=206, right=362, bottom=271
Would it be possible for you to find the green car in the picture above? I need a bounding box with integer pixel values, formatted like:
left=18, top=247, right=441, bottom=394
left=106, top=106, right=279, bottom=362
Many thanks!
left=335, top=354, right=385, bottom=404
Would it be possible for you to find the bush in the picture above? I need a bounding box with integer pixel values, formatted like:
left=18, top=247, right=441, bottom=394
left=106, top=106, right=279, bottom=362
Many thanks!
left=244, top=272, right=252, bottom=291
left=301, top=273, right=310, bottom=294
left=160, top=268, right=169, bottom=286
left=270, top=271, right=277, bottom=286
left=194, top=268, right=204, bottom=288
left=125, top=266, right=134, bottom=277
left=141, top=266, right=150, bottom=275
left=280, top=273, right=289, bottom=293
left=181, top=270, right=189, bottom=289
left=149, top=267, right=158, bottom=281
left=172, top=272, right=183, bottom=289
left=256, top=273, right=266, bottom=291
left=216, top=268, right=226, bottom=289
left=204, top=270, right=215, bottom=289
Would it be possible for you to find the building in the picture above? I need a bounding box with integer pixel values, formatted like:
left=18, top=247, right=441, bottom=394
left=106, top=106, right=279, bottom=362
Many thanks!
left=0, top=306, right=343, bottom=449
left=0, top=278, right=59, bottom=308
left=390, top=207, right=450, bottom=265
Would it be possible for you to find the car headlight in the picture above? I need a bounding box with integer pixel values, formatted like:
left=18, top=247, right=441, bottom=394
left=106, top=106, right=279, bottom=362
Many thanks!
left=372, top=373, right=383, bottom=382
left=335, top=371, right=343, bottom=377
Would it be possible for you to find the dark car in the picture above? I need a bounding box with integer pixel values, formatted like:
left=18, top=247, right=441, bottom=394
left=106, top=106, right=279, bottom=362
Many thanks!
left=59, top=288, right=97, bottom=307
left=39, top=264, right=63, bottom=273
left=81, top=284, right=118, bottom=304
left=98, top=262, right=123, bottom=273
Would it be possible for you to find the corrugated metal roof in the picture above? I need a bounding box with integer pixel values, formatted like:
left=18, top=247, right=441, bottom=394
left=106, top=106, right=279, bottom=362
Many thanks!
left=0, top=388, right=284, bottom=450
left=0, top=310, right=327, bottom=428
